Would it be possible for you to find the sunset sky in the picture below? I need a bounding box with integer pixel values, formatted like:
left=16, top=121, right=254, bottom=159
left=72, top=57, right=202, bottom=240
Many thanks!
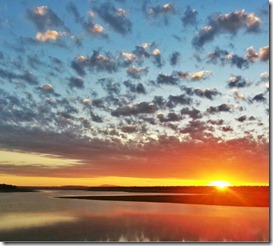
left=0, top=0, right=269, bottom=186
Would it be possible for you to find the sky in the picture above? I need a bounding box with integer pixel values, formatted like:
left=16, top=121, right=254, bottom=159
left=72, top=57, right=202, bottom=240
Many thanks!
left=0, top=0, right=269, bottom=186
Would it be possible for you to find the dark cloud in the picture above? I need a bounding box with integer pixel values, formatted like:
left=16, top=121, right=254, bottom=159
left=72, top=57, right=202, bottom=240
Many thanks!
left=192, top=10, right=261, bottom=48
left=208, top=47, right=249, bottom=69
left=207, top=119, right=224, bottom=125
left=121, top=125, right=137, bottom=133
left=123, top=80, right=146, bottom=94
left=180, top=120, right=212, bottom=140
left=170, top=52, right=181, bottom=66
left=92, top=99, right=105, bottom=108
left=140, top=117, right=156, bottom=125
left=167, top=94, right=193, bottom=108
left=206, top=104, right=237, bottom=114
left=157, top=73, right=178, bottom=85
left=27, top=5, right=68, bottom=31
left=111, top=102, right=157, bottom=117
left=0, top=68, right=38, bottom=85
left=194, top=88, right=220, bottom=99
left=66, top=2, right=83, bottom=24
left=228, top=75, right=248, bottom=88
left=94, top=3, right=132, bottom=35
left=98, top=78, right=120, bottom=96
left=68, top=76, right=84, bottom=89
left=236, top=115, right=247, bottom=122
left=181, top=107, right=202, bottom=119
left=181, top=6, right=198, bottom=27
left=144, top=3, right=175, bottom=25
left=90, top=111, right=103, bottom=123
left=157, top=112, right=181, bottom=122
left=71, top=51, right=118, bottom=76
left=221, top=126, right=233, bottom=132
left=252, top=93, right=266, bottom=102
left=71, top=58, right=86, bottom=76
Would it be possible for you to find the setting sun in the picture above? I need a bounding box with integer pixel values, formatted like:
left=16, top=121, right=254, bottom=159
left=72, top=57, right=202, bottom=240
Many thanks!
left=209, top=180, right=232, bottom=189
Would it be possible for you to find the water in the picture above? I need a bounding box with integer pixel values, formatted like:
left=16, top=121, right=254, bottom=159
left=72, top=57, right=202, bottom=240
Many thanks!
left=0, top=190, right=269, bottom=242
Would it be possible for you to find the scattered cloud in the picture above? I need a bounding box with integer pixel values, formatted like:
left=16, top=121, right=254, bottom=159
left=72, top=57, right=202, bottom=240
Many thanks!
left=35, top=30, right=65, bottom=42
left=181, top=6, right=198, bottom=27
left=208, top=47, right=249, bottom=69
left=27, top=6, right=68, bottom=31
left=228, top=75, right=248, bottom=88
left=94, top=3, right=132, bottom=35
left=192, top=10, right=262, bottom=48
left=68, top=76, right=84, bottom=89
left=245, top=45, right=269, bottom=62
left=111, top=102, right=157, bottom=117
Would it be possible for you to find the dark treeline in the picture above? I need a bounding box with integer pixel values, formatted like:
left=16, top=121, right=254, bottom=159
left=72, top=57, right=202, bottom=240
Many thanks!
left=0, top=184, right=35, bottom=192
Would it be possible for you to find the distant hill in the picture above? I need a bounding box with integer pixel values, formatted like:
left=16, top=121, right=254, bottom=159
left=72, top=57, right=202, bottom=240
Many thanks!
left=0, top=184, right=35, bottom=192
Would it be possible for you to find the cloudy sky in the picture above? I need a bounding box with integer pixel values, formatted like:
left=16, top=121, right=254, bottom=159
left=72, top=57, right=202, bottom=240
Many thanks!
left=0, top=0, right=269, bottom=186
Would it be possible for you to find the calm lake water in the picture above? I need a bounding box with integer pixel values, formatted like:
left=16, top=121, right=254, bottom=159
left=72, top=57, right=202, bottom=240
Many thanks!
left=0, top=190, right=269, bottom=242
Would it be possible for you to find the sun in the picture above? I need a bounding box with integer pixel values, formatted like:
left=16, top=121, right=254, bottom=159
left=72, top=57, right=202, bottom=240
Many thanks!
left=208, top=180, right=232, bottom=189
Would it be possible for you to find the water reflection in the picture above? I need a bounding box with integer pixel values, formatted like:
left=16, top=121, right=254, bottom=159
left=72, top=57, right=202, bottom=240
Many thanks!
left=0, top=190, right=269, bottom=242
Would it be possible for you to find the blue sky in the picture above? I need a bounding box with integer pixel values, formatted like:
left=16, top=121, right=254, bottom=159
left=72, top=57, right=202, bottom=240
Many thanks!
left=0, top=0, right=269, bottom=186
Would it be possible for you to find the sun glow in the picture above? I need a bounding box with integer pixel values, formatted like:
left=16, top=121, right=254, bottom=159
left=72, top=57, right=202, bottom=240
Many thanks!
left=209, top=180, right=232, bottom=189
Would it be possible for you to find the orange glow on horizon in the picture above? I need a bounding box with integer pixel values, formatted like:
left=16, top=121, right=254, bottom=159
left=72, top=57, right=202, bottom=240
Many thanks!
left=0, top=174, right=268, bottom=187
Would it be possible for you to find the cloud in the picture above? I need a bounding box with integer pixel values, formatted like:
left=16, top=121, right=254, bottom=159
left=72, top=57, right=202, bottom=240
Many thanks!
left=207, top=47, right=249, bottom=69
left=251, top=93, right=266, bottom=102
left=111, top=102, right=157, bottom=117
left=206, top=104, right=240, bottom=114
left=167, top=94, right=193, bottom=108
left=84, top=22, right=108, bottom=38
left=260, top=71, right=269, bottom=81
left=94, top=3, right=132, bottom=35
left=245, top=46, right=269, bottom=62
left=71, top=51, right=118, bottom=76
left=35, top=30, right=65, bottom=42
left=123, top=80, right=146, bottom=94
left=192, top=10, right=261, bottom=48
left=221, top=126, right=233, bottom=132
left=157, top=73, right=178, bottom=85
left=90, top=111, right=103, bottom=123
left=228, top=75, right=248, bottom=88
left=27, top=6, right=67, bottom=31
left=194, top=88, right=220, bottom=99
left=190, top=70, right=212, bottom=80
left=66, top=2, right=83, bottom=24
left=126, top=66, right=148, bottom=79
left=68, top=76, right=84, bottom=89
left=0, top=68, right=38, bottom=85
left=259, top=46, right=269, bottom=61
left=144, top=3, right=175, bottom=25
left=170, top=52, right=181, bottom=66
left=181, top=6, right=198, bottom=27
left=121, top=125, right=137, bottom=133
left=157, top=112, right=181, bottom=122
left=180, top=120, right=212, bottom=140
left=236, top=115, right=247, bottom=122
left=40, top=84, right=54, bottom=93
left=232, top=88, right=245, bottom=100
left=245, top=46, right=259, bottom=62
left=120, top=52, right=137, bottom=64
left=181, top=107, right=202, bottom=119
